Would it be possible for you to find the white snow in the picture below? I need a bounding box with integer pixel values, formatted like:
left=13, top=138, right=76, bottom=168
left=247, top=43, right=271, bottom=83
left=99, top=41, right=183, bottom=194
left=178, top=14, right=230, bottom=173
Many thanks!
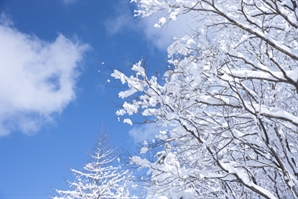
left=123, top=118, right=133, bottom=126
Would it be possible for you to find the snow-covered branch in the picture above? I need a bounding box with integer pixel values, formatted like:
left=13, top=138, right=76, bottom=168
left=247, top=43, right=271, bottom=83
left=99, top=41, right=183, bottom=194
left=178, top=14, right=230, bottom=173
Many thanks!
left=112, top=0, right=298, bottom=198
left=52, top=132, right=136, bottom=199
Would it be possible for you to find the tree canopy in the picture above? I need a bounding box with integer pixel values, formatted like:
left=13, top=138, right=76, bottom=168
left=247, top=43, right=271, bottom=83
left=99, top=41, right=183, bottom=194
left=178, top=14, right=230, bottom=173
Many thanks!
left=112, top=0, right=298, bottom=198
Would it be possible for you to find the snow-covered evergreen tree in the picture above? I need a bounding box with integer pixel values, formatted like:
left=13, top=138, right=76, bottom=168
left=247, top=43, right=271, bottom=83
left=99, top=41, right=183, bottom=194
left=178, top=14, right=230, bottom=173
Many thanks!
left=112, top=0, right=298, bottom=198
left=52, top=132, right=136, bottom=199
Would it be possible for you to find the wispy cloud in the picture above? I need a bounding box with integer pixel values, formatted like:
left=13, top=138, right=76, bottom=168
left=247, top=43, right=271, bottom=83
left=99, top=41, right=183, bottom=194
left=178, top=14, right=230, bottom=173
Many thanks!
left=104, top=1, right=195, bottom=50
left=129, top=123, right=166, bottom=143
left=104, top=2, right=137, bottom=35
left=141, top=13, right=196, bottom=50
left=0, top=14, right=89, bottom=136
left=62, top=0, right=77, bottom=4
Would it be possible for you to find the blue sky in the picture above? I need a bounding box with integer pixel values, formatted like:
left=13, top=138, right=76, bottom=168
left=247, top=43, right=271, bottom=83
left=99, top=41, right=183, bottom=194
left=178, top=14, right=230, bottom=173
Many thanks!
left=0, top=0, right=182, bottom=198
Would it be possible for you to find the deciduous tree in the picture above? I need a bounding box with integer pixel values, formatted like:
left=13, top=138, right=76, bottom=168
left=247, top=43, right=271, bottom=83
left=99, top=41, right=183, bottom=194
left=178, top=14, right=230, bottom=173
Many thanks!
left=112, top=0, right=298, bottom=198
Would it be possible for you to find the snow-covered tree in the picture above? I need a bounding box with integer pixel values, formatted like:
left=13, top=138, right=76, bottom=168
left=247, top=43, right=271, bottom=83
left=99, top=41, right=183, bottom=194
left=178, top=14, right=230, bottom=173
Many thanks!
left=52, top=132, right=136, bottom=199
left=112, top=0, right=298, bottom=198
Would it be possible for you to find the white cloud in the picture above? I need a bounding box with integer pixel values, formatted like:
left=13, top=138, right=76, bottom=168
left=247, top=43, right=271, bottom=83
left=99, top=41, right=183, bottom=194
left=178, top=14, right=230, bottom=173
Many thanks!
left=62, top=0, right=77, bottom=4
left=105, top=2, right=196, bottom=50
left=0, top=15, right=89, bottom=136
left=104, top=2, right=138, bottom=35
left=129, top=123, right=165, bottom=143
left=141, top=13, right=195, bottom=50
